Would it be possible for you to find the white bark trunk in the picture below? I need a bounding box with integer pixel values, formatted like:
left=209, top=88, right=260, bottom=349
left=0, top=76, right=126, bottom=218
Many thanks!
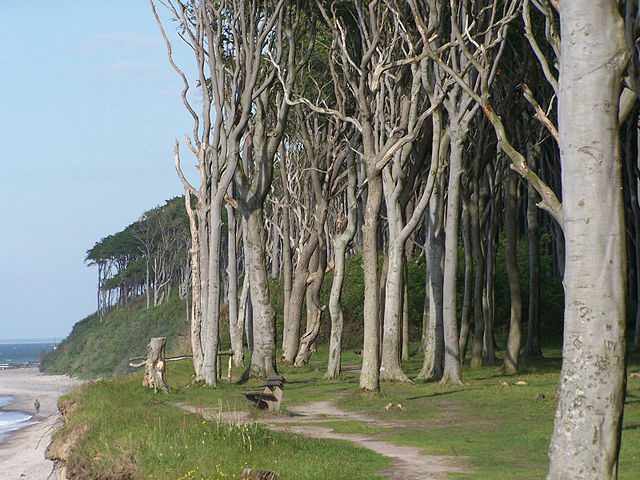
left=417, top=178, right=445, bottom=381
left=547, top=2, right=628, bottom=477
left=360, top=174, right=383, bottom=392
left=246, top=209, right=278, bottom=378
left=441, top=134, right=464, bottom=385
left=326, top=158, right=358, bottom=379
left=226, top=201, right=244, bottom=368
left=281, top=235, right=317, bottom=363
left=502, top=170, right=522, bottom=374
left=202, top=201, right=224, bottom=386
left=380, top=166, right=411, bottom=382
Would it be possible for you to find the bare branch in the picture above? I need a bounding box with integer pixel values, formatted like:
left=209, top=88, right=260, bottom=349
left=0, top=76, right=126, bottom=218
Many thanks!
left=522, top=83, right=559, bottom=144
left=174, top=140, right=199, bottom=198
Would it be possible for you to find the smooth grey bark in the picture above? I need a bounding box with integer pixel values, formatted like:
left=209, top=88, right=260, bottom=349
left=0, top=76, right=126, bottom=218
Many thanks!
left=326, top=154, right=358, bottom=379
left=179, top=185, right=204, bottom=380
left=202, top=199, right=224, bottom=385
left=523, top=149, right=542, bottom=359
left=305, top=248, right=320, bottom=352
left=502, top=170, right=522, bottom=374
left=483, top=189, right=498, bottom=366
left=226, top=200, right=243, bottom=367
left=380, top=145, right=440, bottom=381
left=281, top=234, right=317, bottom=363
left=295, top=239, right=328, bottom=366
left=401, top=271, right=410, bottom=362
left=360, top=174, right=384, bottom=391
left=269, top=216, right=280, bottom=279
left=378, top=252, right=389, bottom=360
left=244, top=208, right=278, bottom=377
left=416, top=171, right=445, bottom=381
left=279, top=146, right=294, bottom=357
left=469, top=177, right=485, bottom=369
left=440, top=133, right=464, bottom=385
left=237, top=228, right=253, bottom=354
left=379, top=200, right=411, bottom=381
left=547, top=1, right=628, bottom=477
left=458, top=208, right=473, bottom=363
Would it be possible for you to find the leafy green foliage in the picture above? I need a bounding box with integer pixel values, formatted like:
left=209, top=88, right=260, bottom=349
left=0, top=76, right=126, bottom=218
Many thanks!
left=41, top=290, right=189, bottom=378
left=86, top=196, right=190, bottom=311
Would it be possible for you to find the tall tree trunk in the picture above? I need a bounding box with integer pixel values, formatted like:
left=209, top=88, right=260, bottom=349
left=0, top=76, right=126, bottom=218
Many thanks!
left=226, top=201, right=243, bottom=367
left=502, top=170, right=522, bottom=374
left=469, top=178, right=486, bottom=368
left=202, top=202, right=224, bottom=386
left=303, top=249, right=321, bottom=355
left=185, top=192, right=204, bottom=380
left=360, top=174, right=384, bottom=392
left=483, top=195, right=498, bottom=365
left=245, top=209, right=278, bottom=378
left=270, top=217, right=280, bottom=279
left=380, top=167, right=411, bottom=382
left=238, top=218, right=253, bottom=354
left=458, top=208, right=473, bottom=363
left=547, top=2, right=627, bottom=476
left=401, top=268, right=410, bottom=362
left=281, top=234, right=318, bottom=363
left=441, top=135, right=464, bottom=385
left=197, top=208, right=210, bottom=380
left=523, top=150, right=542, bottom=359
left=416, top=176, right=445, bottom=381
left=326, top=156, right=358, bottom=379
left=295, top=236, right=328, bottom=366
left=280, top=147, right=294, bottom=355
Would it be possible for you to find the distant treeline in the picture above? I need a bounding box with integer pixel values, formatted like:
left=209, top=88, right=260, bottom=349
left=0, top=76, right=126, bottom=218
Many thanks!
left=85, top=197, right=191, bottom=315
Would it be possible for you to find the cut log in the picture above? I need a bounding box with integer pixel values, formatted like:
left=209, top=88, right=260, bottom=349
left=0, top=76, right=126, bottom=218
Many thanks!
left=238, top=468, right=279, bottom=480
left=143, top=337, right=169, bottom=393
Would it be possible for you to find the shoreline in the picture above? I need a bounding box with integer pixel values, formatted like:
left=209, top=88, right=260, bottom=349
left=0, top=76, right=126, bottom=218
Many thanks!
left=0, top=367, right=83, bottom=480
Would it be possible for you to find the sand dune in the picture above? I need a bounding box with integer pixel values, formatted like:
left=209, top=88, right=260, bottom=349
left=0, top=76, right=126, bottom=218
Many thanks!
left=0, top=368, right=83, bottom=480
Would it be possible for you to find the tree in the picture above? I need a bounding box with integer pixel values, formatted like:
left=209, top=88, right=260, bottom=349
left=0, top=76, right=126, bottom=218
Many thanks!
left=153, top=0, right=296, bottom=383
left=547, top=1, right=628, bottom=476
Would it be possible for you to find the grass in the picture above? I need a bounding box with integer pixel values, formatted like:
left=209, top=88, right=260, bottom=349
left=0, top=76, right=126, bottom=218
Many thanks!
left=58, top=358, right=388, bottom=480
left=56, top=345, right=640, bottom=480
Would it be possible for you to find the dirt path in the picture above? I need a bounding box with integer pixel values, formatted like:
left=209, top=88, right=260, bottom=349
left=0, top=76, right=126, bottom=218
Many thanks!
left=180, top=398, right=470, bottom=479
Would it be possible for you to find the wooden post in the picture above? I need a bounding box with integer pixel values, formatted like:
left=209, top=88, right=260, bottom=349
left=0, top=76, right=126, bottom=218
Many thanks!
left=239, top=469, right=279, bottom=480
left=143, top=337, right=169, bottom=393
left=216, top=350, right=234, bottom=381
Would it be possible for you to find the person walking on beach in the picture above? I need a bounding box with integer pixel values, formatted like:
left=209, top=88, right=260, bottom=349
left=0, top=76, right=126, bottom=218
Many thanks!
left=34, top=398, right=40, bottom=414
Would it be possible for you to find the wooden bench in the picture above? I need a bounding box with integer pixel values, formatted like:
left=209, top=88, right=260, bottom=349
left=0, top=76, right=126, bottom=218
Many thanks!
left=242, top=375, right=286, bottom=411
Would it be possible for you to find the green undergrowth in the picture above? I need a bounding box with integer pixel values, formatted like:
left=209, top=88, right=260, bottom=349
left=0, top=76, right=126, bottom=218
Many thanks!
left=57, top=358, right=388, bottom=480
left=56, top=347, right=640, bottom=479
left=44, top=235, right=567, bottom=378
left=42, top=291, right=190, bottom=378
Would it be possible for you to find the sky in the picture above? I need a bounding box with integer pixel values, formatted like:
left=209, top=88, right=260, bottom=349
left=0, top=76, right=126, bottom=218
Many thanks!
left=0, top=1, right=200, bottom=341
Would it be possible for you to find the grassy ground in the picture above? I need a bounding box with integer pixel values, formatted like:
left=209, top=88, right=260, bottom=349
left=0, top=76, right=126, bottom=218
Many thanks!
left=56, top=346, right=640, bottom=480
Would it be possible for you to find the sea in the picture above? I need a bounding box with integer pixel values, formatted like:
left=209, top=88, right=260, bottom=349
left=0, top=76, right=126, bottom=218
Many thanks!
left=0, top=342, right=57, bottom=442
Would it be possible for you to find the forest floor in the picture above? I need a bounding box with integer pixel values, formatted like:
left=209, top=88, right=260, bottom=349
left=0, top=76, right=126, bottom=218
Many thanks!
left=52, top=348, right=640, bottom=480
left=179, top=386, right=471, bottom=479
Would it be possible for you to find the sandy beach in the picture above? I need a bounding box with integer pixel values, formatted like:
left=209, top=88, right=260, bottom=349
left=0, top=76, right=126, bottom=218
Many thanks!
left=0, top=368, right=83, bottom=480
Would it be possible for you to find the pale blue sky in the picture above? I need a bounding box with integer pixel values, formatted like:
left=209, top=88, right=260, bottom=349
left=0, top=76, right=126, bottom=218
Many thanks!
left=0, top=1, right=199, bottom=341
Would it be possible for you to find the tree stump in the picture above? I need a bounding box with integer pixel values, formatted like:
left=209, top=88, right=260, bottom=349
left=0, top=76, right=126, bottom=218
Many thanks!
left=143, top=337, right=169, bottom=393
left=238, top=468, right=279, bottom=480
